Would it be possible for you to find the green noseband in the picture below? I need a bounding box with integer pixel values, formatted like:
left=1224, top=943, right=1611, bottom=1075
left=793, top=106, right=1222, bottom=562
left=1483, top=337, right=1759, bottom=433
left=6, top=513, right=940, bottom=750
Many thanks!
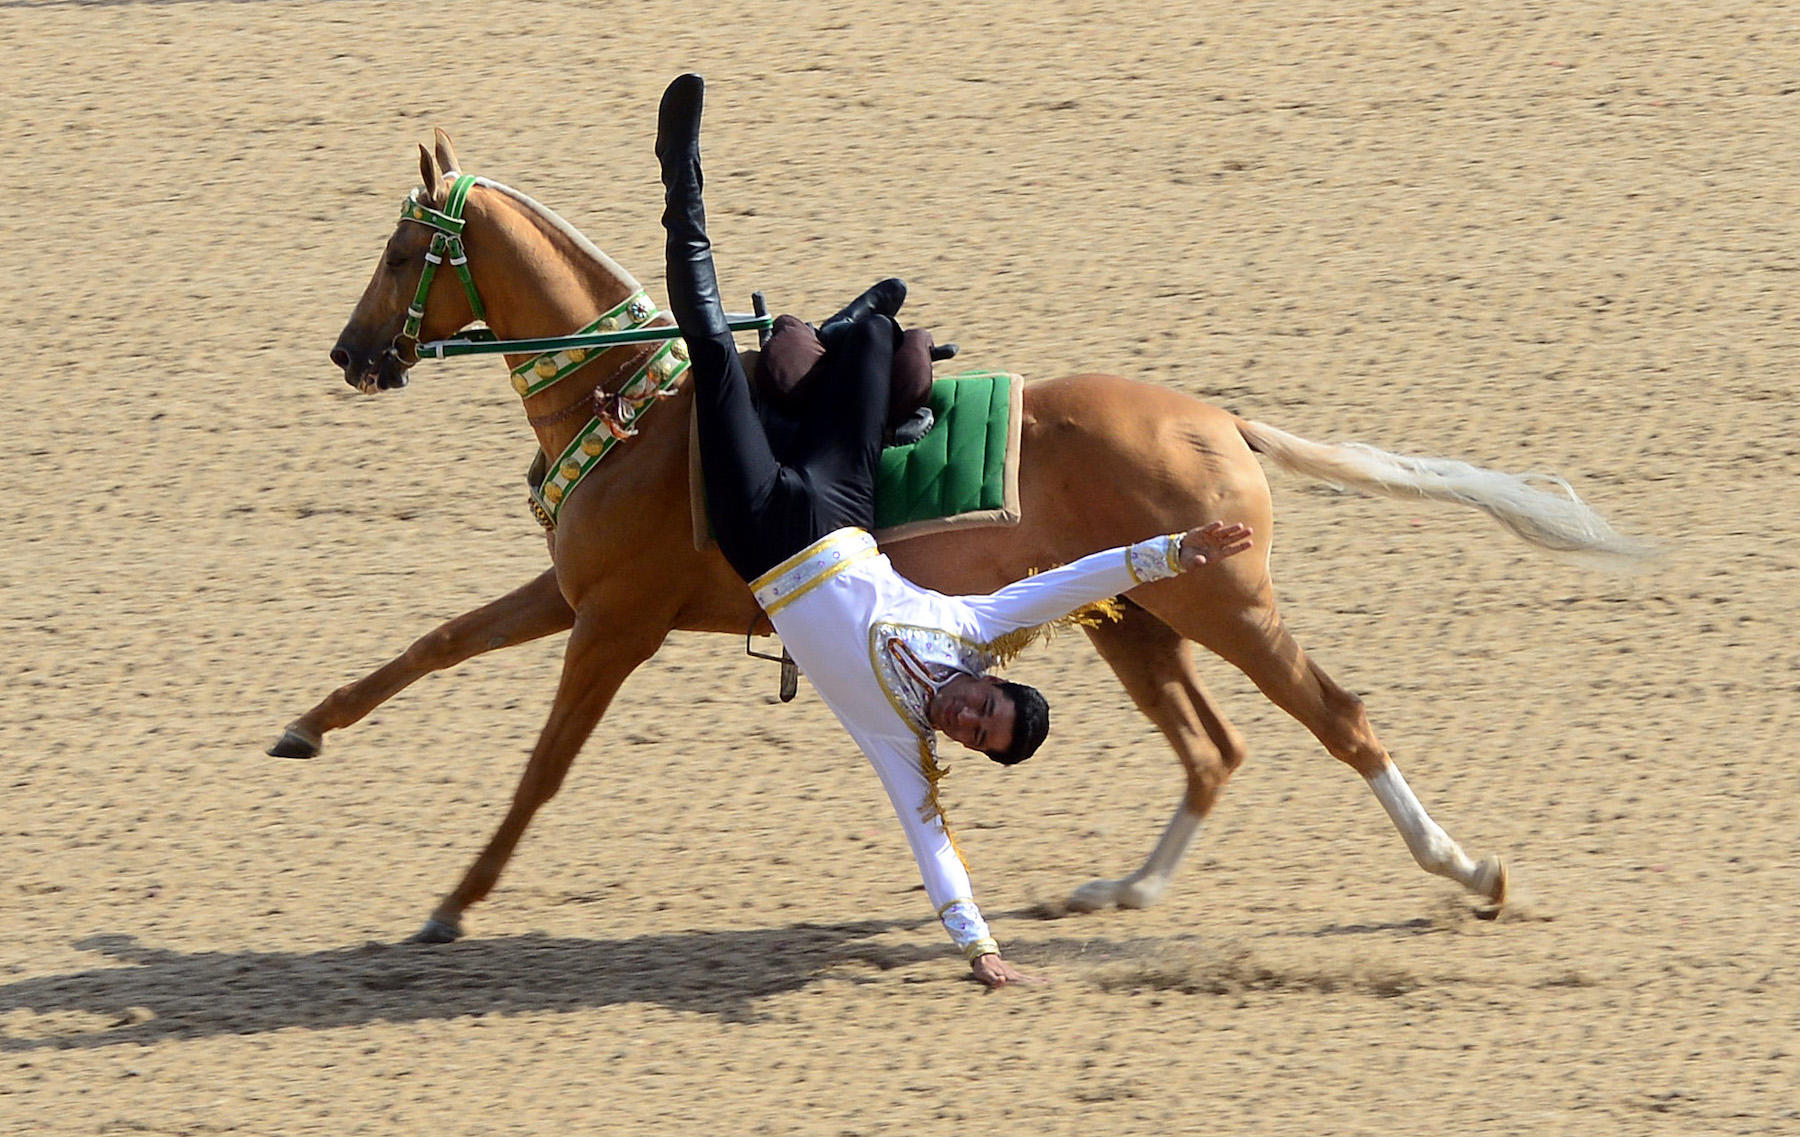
left=394, top=174, right=487, bottom=359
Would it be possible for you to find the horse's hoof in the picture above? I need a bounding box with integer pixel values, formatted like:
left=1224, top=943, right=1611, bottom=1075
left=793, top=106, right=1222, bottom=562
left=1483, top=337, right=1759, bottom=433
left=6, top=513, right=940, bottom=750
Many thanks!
left=1067, top=878, right=1125, bottom=913
left=1069, top=874, right=1168, bottom=913
left=407, top=918, right=463, bottom=945
left=267, top=725, right=322, bottom=760
left=1473, top=855, right=1509, bottom=906
left=1114, top=876, right=1168, bottom=910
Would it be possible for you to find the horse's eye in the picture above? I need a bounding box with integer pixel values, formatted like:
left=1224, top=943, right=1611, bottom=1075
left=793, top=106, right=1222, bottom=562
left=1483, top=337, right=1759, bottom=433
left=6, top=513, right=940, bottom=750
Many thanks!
left=384, top=254, right=409, bottom=270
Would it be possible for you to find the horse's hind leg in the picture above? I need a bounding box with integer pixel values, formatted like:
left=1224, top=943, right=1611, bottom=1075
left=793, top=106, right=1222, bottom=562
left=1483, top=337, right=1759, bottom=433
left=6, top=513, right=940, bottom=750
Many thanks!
left=1066, top=601, right=1250, bottom=913
left=1145, top=587, right=1507, bottom=906
left=270, top=567, right=575, bottom=759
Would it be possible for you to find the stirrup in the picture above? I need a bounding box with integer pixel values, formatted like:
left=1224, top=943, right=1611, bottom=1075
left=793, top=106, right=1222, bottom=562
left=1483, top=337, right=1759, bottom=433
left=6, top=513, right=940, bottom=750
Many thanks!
left=746, top=626, right=801, bottom=703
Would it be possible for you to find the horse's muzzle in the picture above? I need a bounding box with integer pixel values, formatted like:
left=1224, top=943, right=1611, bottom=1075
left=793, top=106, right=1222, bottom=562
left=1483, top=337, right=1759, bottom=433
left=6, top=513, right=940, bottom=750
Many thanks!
left=331, top=342, right=411, bottom=393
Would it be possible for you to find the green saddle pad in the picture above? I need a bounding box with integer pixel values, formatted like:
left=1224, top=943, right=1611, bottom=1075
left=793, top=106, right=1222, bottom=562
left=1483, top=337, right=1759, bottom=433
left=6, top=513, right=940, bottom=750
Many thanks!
left=872, top=369, right=1023, bottom=541
left=670, top=367, right=1021, bottom=550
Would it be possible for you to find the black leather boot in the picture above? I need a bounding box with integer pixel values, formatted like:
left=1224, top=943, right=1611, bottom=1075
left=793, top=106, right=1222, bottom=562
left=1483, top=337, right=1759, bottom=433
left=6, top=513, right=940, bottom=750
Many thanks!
left=657, top=73, right=729, bottom=340
left=818, top=277, right=907, bottom=347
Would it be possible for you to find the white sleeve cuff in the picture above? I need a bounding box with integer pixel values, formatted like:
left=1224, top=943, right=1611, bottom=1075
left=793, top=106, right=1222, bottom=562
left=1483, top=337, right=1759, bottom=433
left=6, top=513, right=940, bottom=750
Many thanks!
left=939, top=899, right=999, bottom=960
left=1126, top=534, right=1184, bottom=584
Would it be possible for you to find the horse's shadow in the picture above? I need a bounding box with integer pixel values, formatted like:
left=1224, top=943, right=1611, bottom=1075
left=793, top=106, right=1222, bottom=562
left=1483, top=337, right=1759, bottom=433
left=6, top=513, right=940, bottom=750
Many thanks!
left=0, top=918, right=944, bottom=1051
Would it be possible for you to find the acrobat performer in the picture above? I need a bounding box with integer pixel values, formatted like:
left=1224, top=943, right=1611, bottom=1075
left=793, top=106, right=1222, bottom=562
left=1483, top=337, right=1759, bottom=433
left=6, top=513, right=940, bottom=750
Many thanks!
left=657, top=73, right=1254, bottom=987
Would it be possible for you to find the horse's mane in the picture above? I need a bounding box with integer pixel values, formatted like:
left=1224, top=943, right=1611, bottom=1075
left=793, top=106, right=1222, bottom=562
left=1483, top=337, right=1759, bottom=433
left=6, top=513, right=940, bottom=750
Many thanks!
left=467, top=175, right=645, bottom=293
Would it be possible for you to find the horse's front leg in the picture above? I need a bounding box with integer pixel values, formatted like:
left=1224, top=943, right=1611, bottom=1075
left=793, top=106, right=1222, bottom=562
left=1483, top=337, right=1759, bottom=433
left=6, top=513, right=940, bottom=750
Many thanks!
left=410, top=596, right=667, bottom=943
left=270, top=567, right=575, bottom=758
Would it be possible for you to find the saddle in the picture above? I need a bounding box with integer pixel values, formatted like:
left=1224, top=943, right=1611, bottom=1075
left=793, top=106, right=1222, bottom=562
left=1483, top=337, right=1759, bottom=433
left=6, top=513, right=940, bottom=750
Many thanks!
left=687, top=363, right=1023, bottom=551
left=754, top=313, right=937, bottom=446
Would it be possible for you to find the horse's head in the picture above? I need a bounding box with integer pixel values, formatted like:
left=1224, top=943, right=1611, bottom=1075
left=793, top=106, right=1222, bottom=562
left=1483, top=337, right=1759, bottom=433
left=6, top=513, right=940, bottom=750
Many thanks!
left=331, top=130, right=486, bottom=393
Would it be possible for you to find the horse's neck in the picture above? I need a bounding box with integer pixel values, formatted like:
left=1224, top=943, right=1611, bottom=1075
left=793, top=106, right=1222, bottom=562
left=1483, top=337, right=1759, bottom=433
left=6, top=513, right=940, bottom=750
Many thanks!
left=472, top=186, right=642, bottom=341
left=470, top=186, right=663, bottom=459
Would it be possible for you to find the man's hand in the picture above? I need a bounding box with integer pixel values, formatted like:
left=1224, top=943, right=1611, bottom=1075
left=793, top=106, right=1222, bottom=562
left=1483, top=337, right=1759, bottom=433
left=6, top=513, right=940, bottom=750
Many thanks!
left=971, top=952, right=1039, bottom=989
left=1178, top=520, right=1255, bottom=570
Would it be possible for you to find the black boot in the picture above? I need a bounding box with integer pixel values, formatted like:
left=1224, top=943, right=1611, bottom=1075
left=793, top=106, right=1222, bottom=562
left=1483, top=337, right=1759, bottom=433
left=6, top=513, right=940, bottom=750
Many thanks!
left=818, top=278, right=961, bottom=363
left=657, top=73, right=729, bottom=340
left=817, top=277, right=907, bottom=348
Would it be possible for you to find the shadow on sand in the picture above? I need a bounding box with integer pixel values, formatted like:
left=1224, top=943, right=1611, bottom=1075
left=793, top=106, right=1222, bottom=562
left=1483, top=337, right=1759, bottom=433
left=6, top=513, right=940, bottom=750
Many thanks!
left=0, top=919, right=945, bottom=1050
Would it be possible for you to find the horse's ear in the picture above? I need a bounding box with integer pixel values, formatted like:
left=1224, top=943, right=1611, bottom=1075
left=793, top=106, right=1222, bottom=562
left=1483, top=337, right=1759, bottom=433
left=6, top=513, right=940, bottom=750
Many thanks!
left=418, top=143, right=446, bottom=205
left=433, top=129, right=461, bottom=178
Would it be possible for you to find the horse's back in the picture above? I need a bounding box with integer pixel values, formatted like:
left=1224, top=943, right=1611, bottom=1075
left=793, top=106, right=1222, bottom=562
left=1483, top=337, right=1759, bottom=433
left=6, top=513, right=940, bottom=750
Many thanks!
left=890, top=372, right=1274, bottom=592
left=1019, top=371, right=1273, bottom=528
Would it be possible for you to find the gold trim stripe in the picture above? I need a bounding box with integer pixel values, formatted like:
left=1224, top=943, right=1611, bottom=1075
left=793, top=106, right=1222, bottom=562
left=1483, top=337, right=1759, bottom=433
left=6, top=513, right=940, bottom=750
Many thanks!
left=748, top=528, right=875, bottom=593
left=749, top=528, right=880, bottom=615
left=756, top=548, right=879, bottom=617
left=759, top=552, right=875, bottom=618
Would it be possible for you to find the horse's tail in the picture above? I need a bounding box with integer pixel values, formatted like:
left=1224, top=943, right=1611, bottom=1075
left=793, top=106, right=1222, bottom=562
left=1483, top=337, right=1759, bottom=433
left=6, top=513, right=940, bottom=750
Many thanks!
left=1235, top=418, right=1655, bottom=562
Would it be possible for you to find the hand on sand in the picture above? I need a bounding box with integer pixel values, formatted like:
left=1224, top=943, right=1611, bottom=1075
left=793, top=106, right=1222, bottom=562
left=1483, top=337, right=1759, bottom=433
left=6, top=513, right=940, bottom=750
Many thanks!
left=971, top=953, right=1040, bottom=989
left=1178, top=521, right=1254, bottom=570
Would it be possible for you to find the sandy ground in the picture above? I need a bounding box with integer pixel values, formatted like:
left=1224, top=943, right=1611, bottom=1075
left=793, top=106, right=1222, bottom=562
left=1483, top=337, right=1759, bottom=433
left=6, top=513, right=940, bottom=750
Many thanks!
left=3, top=1, right=1798, bottom=1133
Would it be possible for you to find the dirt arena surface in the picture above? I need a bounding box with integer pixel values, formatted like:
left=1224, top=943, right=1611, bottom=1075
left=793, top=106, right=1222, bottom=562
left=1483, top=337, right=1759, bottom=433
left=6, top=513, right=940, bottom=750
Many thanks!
left=4, top=1, right=1797, bottom=1133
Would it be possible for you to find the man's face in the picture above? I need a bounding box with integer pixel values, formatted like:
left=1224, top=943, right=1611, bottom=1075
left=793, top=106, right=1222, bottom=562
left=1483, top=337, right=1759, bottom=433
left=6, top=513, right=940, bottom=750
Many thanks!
left=928, top=674, right=1016, bottom=755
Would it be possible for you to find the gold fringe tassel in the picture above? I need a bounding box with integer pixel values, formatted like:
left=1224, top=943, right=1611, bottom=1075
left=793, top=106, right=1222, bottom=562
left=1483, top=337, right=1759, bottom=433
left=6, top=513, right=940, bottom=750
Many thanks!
left=916, top=734, right=969, bottom=868
left=983, top=596, right=1125, bottom=667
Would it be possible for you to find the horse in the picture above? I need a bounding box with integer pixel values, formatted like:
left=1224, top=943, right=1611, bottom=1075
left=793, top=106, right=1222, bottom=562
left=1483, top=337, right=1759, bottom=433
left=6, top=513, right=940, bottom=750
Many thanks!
left=301, top=129, right=1647, bottom=945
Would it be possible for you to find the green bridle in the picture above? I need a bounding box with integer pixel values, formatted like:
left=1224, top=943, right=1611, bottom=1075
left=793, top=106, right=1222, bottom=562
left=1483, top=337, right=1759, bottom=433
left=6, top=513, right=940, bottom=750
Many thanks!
left=381, top=170, right=774, bottom=534
left=393, top=174, right=487, bottom=362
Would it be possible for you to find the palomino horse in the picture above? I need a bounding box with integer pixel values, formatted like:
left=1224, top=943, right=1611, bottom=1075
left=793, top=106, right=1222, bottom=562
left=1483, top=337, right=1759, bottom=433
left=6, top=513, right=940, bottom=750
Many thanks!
left=302, top=131, right=1646, bottom=944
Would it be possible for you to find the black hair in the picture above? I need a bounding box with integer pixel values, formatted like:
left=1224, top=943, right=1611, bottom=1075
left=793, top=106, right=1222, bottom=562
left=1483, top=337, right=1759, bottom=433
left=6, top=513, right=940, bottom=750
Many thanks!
left=984, top=681, right=1050, bottom=767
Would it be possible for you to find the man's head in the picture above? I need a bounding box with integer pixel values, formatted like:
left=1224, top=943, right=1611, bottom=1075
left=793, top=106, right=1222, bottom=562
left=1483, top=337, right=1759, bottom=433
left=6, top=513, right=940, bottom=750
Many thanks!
left=927, top=674, right=1052, bottom=766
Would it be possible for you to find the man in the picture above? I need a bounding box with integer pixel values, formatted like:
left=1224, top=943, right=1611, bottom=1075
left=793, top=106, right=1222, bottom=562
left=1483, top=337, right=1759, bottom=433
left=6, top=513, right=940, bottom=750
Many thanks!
left=658, top=74, right=1253, bottom=987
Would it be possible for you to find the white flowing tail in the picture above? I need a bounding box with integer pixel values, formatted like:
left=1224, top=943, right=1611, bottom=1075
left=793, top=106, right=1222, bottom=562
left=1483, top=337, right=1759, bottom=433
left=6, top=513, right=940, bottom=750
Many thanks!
left=1236, top=419, right=1655, bottom=562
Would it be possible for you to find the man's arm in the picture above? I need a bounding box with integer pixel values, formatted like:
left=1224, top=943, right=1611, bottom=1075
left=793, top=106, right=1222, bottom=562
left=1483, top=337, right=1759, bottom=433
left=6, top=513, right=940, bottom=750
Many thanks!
left=958, top=521, right=1254, bottom=638
left=847, top=725, right=1033, bottom=986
